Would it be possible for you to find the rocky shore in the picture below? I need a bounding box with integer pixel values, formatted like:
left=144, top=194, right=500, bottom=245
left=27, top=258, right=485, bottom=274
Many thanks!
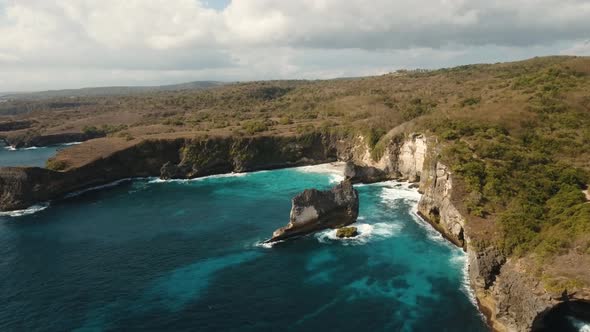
left=0, top=131, right=588, bottom=331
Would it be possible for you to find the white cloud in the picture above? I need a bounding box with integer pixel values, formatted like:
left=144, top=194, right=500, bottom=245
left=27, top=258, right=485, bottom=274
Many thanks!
left=0, top=0, right=589, bottom=91
left=561, top=40, right=590, bottom=56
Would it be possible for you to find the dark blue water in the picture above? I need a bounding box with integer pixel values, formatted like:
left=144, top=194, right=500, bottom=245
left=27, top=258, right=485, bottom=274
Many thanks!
left=0, top=164, right=487, bottom=332
left=0, top=141, right=72, bottom=167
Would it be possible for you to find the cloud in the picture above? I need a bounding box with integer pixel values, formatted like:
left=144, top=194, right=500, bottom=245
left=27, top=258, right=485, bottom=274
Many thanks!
left=0, top=0, right=589, bottom=91
left=561, top=40, right=590, bottom=56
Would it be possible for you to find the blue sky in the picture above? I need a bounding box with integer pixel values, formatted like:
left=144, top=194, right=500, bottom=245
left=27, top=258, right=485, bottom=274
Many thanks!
left=203, top=0, right=231, bottom=10
left=0, top=0, right=589, bottom=91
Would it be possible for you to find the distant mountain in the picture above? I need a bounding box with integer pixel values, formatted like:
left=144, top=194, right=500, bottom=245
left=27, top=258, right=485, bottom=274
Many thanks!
left=1, top=81, right=227, bottom=100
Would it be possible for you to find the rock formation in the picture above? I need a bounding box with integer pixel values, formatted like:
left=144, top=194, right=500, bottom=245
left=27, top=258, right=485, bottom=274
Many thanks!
left=343, top=161, right=388, bottom=184
left=267, top=180, right=359, bottom=242
left=336, top=226, right=358, bottom=238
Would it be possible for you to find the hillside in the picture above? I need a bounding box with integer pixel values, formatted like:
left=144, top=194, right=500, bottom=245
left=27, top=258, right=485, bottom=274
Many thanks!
left=1, top=55, right=589, bottom=329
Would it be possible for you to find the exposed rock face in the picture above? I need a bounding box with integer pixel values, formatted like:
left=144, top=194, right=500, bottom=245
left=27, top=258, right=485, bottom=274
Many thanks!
left=267, top=180, right=359, bottom=242
left=417, top=161, right=466, bottom=247
left=344, top=161, right=388, bottom=184
left=363, top=133, right=427, bottom=182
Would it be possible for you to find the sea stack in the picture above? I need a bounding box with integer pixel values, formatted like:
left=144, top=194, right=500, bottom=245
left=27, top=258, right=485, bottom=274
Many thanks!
left=267, top=179, right=359, bottom=242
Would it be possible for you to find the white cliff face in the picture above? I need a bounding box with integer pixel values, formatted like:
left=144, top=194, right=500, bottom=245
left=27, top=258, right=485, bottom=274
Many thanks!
left=417, top=161, right=466, bottom=247
left=290, top=206, right=319, bottom=224
left=397, top=134, right=427, bottom=182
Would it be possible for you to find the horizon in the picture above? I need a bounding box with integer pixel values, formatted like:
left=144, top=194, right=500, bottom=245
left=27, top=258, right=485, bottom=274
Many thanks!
left=1, top=0, right=590, bottom=92
left=2, top=54, right=587, bottom=95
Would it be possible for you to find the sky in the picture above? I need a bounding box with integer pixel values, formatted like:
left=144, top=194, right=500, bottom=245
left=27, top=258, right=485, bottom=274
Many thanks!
left=1, top=0, right=589, bottom=92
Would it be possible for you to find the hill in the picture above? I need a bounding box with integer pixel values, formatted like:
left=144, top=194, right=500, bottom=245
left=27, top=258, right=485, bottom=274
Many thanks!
left=1, top=80, right=226, bottom=100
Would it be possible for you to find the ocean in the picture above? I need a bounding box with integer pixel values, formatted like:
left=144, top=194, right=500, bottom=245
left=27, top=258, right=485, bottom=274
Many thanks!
left=0, top=160, right=488, bottom=331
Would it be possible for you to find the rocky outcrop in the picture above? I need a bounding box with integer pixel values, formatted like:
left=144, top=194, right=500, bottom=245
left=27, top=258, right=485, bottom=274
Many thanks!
left=336, top=226, right=359, bottom=238
left=4, top=132, right=105, bottom=148
left=344, top=161, right=388, bottom=184
left=267, top=180, right=359, bottom=242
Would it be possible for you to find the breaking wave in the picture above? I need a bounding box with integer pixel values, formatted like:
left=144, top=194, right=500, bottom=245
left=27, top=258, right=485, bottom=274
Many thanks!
left=295, top=162, right=345, bottom=183
left=0, top=203, right=50, bottom=217
left=315, top=222, right=401, bottom=245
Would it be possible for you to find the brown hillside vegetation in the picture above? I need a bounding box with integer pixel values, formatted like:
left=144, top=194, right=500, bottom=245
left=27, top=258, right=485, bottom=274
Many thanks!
left=1, top=55, right=590, bottom=291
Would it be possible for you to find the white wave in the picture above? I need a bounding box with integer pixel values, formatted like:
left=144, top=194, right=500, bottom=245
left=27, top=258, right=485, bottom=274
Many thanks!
left=450, top=252, right=481, bottom=311
left=62, top=142, right=82, bottom=146
left=23, top=146, right=39, bottom=150
left=64, top=178, right=142, bottom=198
left=569, top=317, right=590, bottom=332
left=254, top=239, right=285, bottom=249
left=148, top=172, right=248, bottom=184
left=0, top=203, right=49, bottom=217
left=315, top=222, right=401, bottom=246
left=3, top=145, right=16, bottom=151
left=294, top=162, right=345, bottom=183
left=378, top=181, right=421, bottom=204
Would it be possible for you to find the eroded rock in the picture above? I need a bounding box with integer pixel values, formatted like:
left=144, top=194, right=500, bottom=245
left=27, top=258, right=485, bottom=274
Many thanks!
left=267, top=180, right=359, bottom=242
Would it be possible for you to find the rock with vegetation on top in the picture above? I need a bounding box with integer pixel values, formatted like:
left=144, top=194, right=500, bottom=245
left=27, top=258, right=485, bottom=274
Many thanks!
left=336, top=226, right=358, bottom=238
left=267, top=180, right=359, bottom=242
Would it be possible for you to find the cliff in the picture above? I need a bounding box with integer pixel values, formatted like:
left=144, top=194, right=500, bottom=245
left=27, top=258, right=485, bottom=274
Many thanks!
left=3, top=132, right=105, bottom=148
left=372, top=134, right=589, bottom=332
left=0, top=133, right=344, bottom=211
left=1, top=130, right=587, bottom=331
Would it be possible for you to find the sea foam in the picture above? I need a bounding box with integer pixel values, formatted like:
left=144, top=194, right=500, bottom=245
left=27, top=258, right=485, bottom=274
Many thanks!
left=0, top=203, right=49, bottom=217
left=294, top=162, right=345, bottom=183
left=315, top=222, right=401, bottom=245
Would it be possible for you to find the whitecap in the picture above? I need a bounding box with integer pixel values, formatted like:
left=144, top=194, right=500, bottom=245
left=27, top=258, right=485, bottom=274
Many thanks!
left=449, top=252, right=481, bottom=311
left=0, top=203, right=49, bottom=217
left=23, top=146, right=39, bottom=150
left=378, top=181, right=421, bottom=205
left=64, top=178, right=142, bottom=198
left=254, top=239, right=284, bottom=249
left=315, top=222, right=401, bottom=246
left=568, top=316, right=590, bottom=332
left=3, top=145, right=16, bottom=151
left=147, top=172, right=248, bottom=184
left=62, top=142, right=82, bottom=146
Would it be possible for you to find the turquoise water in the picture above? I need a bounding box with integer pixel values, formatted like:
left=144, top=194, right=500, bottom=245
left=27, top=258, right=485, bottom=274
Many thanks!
left=0, top=165, right=487, bottom=331
left=0, top=141, right=70, bottom=167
